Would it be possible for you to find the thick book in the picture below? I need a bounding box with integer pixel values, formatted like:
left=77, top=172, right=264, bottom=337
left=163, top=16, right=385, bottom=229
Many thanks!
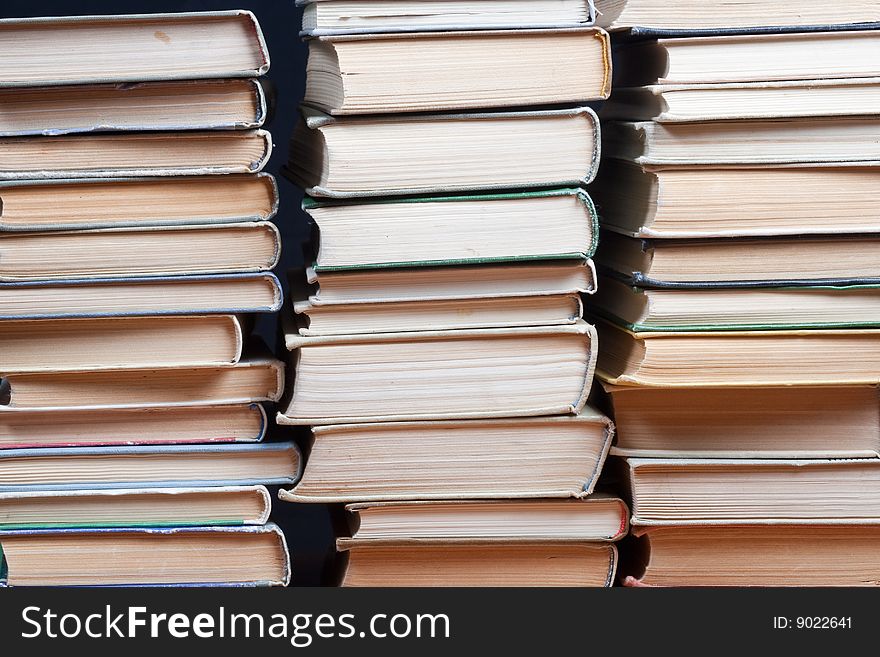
left=592, top=160, right=880, bottom=238
left=0, top=11, right=269, bottom=87
left=597, top=230, right=880, bottom=287
left=1, top=315, right=248, bottom=373
left=0, top=442, right=301, bottom=492
left=0, top=272, right=282, bottom=320
left=612, top=30, right=880, bottom=86
left=0, top=222, right=280, bottom=281
left=337, top=542, right=617, bottom=587
left=0, top=356, right=284, bottom=409
left=287, top=106, right=601, bottom=197
left=0, top=130, right=271, bottom=180
left=0, top=174, right=278, bottom=232
left=302, top=259, right=597, bottom=305
left=602, top=118, right=880, bottom=166
left=0, top=485, right=272, bottom=530
left=303, top=28, right=610, bottom=114
left=0, top=79, right=267, bottom=138
left=299, top=0, right=597, bottom=35
left=0, top=403, right=268, bottom=450
left=341, top=497, right=629, bottom=544
left=626, top=458, right=880, bottom=525
left=602, top=78, right=880, bottom=123
left=279, top=411, right=613, bottom=502
left=594, top=276, right=880, bottom=331
left=277, top=322, right=597, bottom=424
left=602, top=383, right=880, bottom=459
left=595, top=0, right=880, bottom=33
left=595, top=319, right=880, bottom=386
left=304, top=189, right=599, bottom=270
left=0, top=524, right=289, bottom=587
left=625, top=525, right=880, bottom=587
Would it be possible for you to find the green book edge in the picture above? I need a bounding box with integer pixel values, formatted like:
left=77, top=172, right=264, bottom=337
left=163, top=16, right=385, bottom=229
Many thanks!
left=305, top=188, right=599, bottom=271
left=0, top=543, right=6, bottom=584
left=0, top=520, right=247, bottom=531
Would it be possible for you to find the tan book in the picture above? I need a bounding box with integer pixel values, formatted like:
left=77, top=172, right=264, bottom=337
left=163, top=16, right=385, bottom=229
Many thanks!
left=603, top=384, right=880, bottom=459
left=288, top=106, right=600, bottom=197
left=0, top=403, right=268, bottom=449
left=338, top=542, right=617, bottom=587
left=0, top=79, right=267, bottom=137
left=341, top=497, right=629, bottom=544
left=0, top=485, right=272, bottom=529
left=0, top=174, right=278, bottom=232
left=0, top=11, right=269, bottom=87
left=279, top=411, right=613, bottom=503
left=0, top=525, right=289, bottom=587
left=0, top=315, right=247, bottom=374
left=626, top=525, right=880, bottom=587
left=0, top=356, right=284, bottom=409
left=0, top=130, right=271, bottom=180
left=303, top=28, right=610, bottom=114
left=278, top=322, right=596, bottom=424
left=596, top=320, right=880, bottom=387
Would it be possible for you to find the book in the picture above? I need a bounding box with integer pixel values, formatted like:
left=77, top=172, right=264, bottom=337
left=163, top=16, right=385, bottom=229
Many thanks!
left=625, top=458, right=880, bottom=525
left=303, top=29, right=610, bottom=114
left=0, top=222, right=280, bottom=281
left=1, top=356, right=284, bottom=409
left=0, top=272, right=282, bottom=320
left=341, top=497, right=629, bottom=543
left=0, top=130, right=272, bottom=180
left=602, top=78, right=880, bottom=123
left=279, top=411, right=613, bottom=502
left=591, top=161, right=880, bottom=238
left=0, top=485, right=272, bottom=529
left=0, top=79, right=267, bottom=137
left=624, top=525, right=880, bottom=587
left=597, top=230, right=880, bottom=286
left=302, top=260, right=596, bottom=304
left=0, top=442, right=301, bottom=491
left=337, top=542, right=616, bottom=587
left=0, top=11, right=269, bottom=87
left=601, top=384, right=880, bottom=459
left=595, top=0, right=880, bottom=33
left=0, top=524, right=289, bottom=587
left=612, top=30, right=880, bottom=86
left=299, top=0, right=597, bottom=35
left=0, top=403, right=268, bottom=449
left=294, top=294, right=583, bottom=335
left=277, top=322, right=597, bottom=424
left=303, top=189, right=599, bottom=270
left=595, top=320, right=880, bottom=386
left=0, top=174, right=278, bottom=232
left=594, top=276, right=880, bottom=331
left=287, top=106, right=600, bottom=197
left=602, top=118, right=880, bottom=166
left=1, top=315, right=248, bottom=373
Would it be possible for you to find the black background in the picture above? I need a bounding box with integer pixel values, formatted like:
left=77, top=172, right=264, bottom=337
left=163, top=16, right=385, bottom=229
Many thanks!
left=1, top=0, right=334, bottom=585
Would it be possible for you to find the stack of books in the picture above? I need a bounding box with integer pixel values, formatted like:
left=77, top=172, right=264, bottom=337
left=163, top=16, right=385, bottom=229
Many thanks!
left=281, top=0, right=628, bottom=586
left=0, top=11, right=300, bottom=587
left=591, top=2, right=880, bottom=585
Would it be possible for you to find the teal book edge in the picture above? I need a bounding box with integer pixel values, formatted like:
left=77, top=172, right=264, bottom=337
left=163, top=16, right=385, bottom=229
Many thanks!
left=305, top=187, right=599, bottom=272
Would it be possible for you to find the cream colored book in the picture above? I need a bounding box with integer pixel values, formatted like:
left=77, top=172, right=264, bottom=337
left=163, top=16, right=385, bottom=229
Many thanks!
left=625, top=525, right=880, bottom=587
left=603, top=384, right=880, bottom=459
left=278, top=322, right=596, bottom=424
left=288, top=106, right=600, bottom=197
left=280, top=411, right=613, bottom=503
left=596, top=320, right=880, bottom=387
left=303, top=28, right=610, bottom=114
left=0, top=174, right=278, bottom=232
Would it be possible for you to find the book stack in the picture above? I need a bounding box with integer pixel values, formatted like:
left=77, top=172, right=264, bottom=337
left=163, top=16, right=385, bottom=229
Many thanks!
left=0, top=11, right=300, bottom=587
left=590, top=1, right=880, bottom=586
left=281, top=0, right=628, bottom=586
